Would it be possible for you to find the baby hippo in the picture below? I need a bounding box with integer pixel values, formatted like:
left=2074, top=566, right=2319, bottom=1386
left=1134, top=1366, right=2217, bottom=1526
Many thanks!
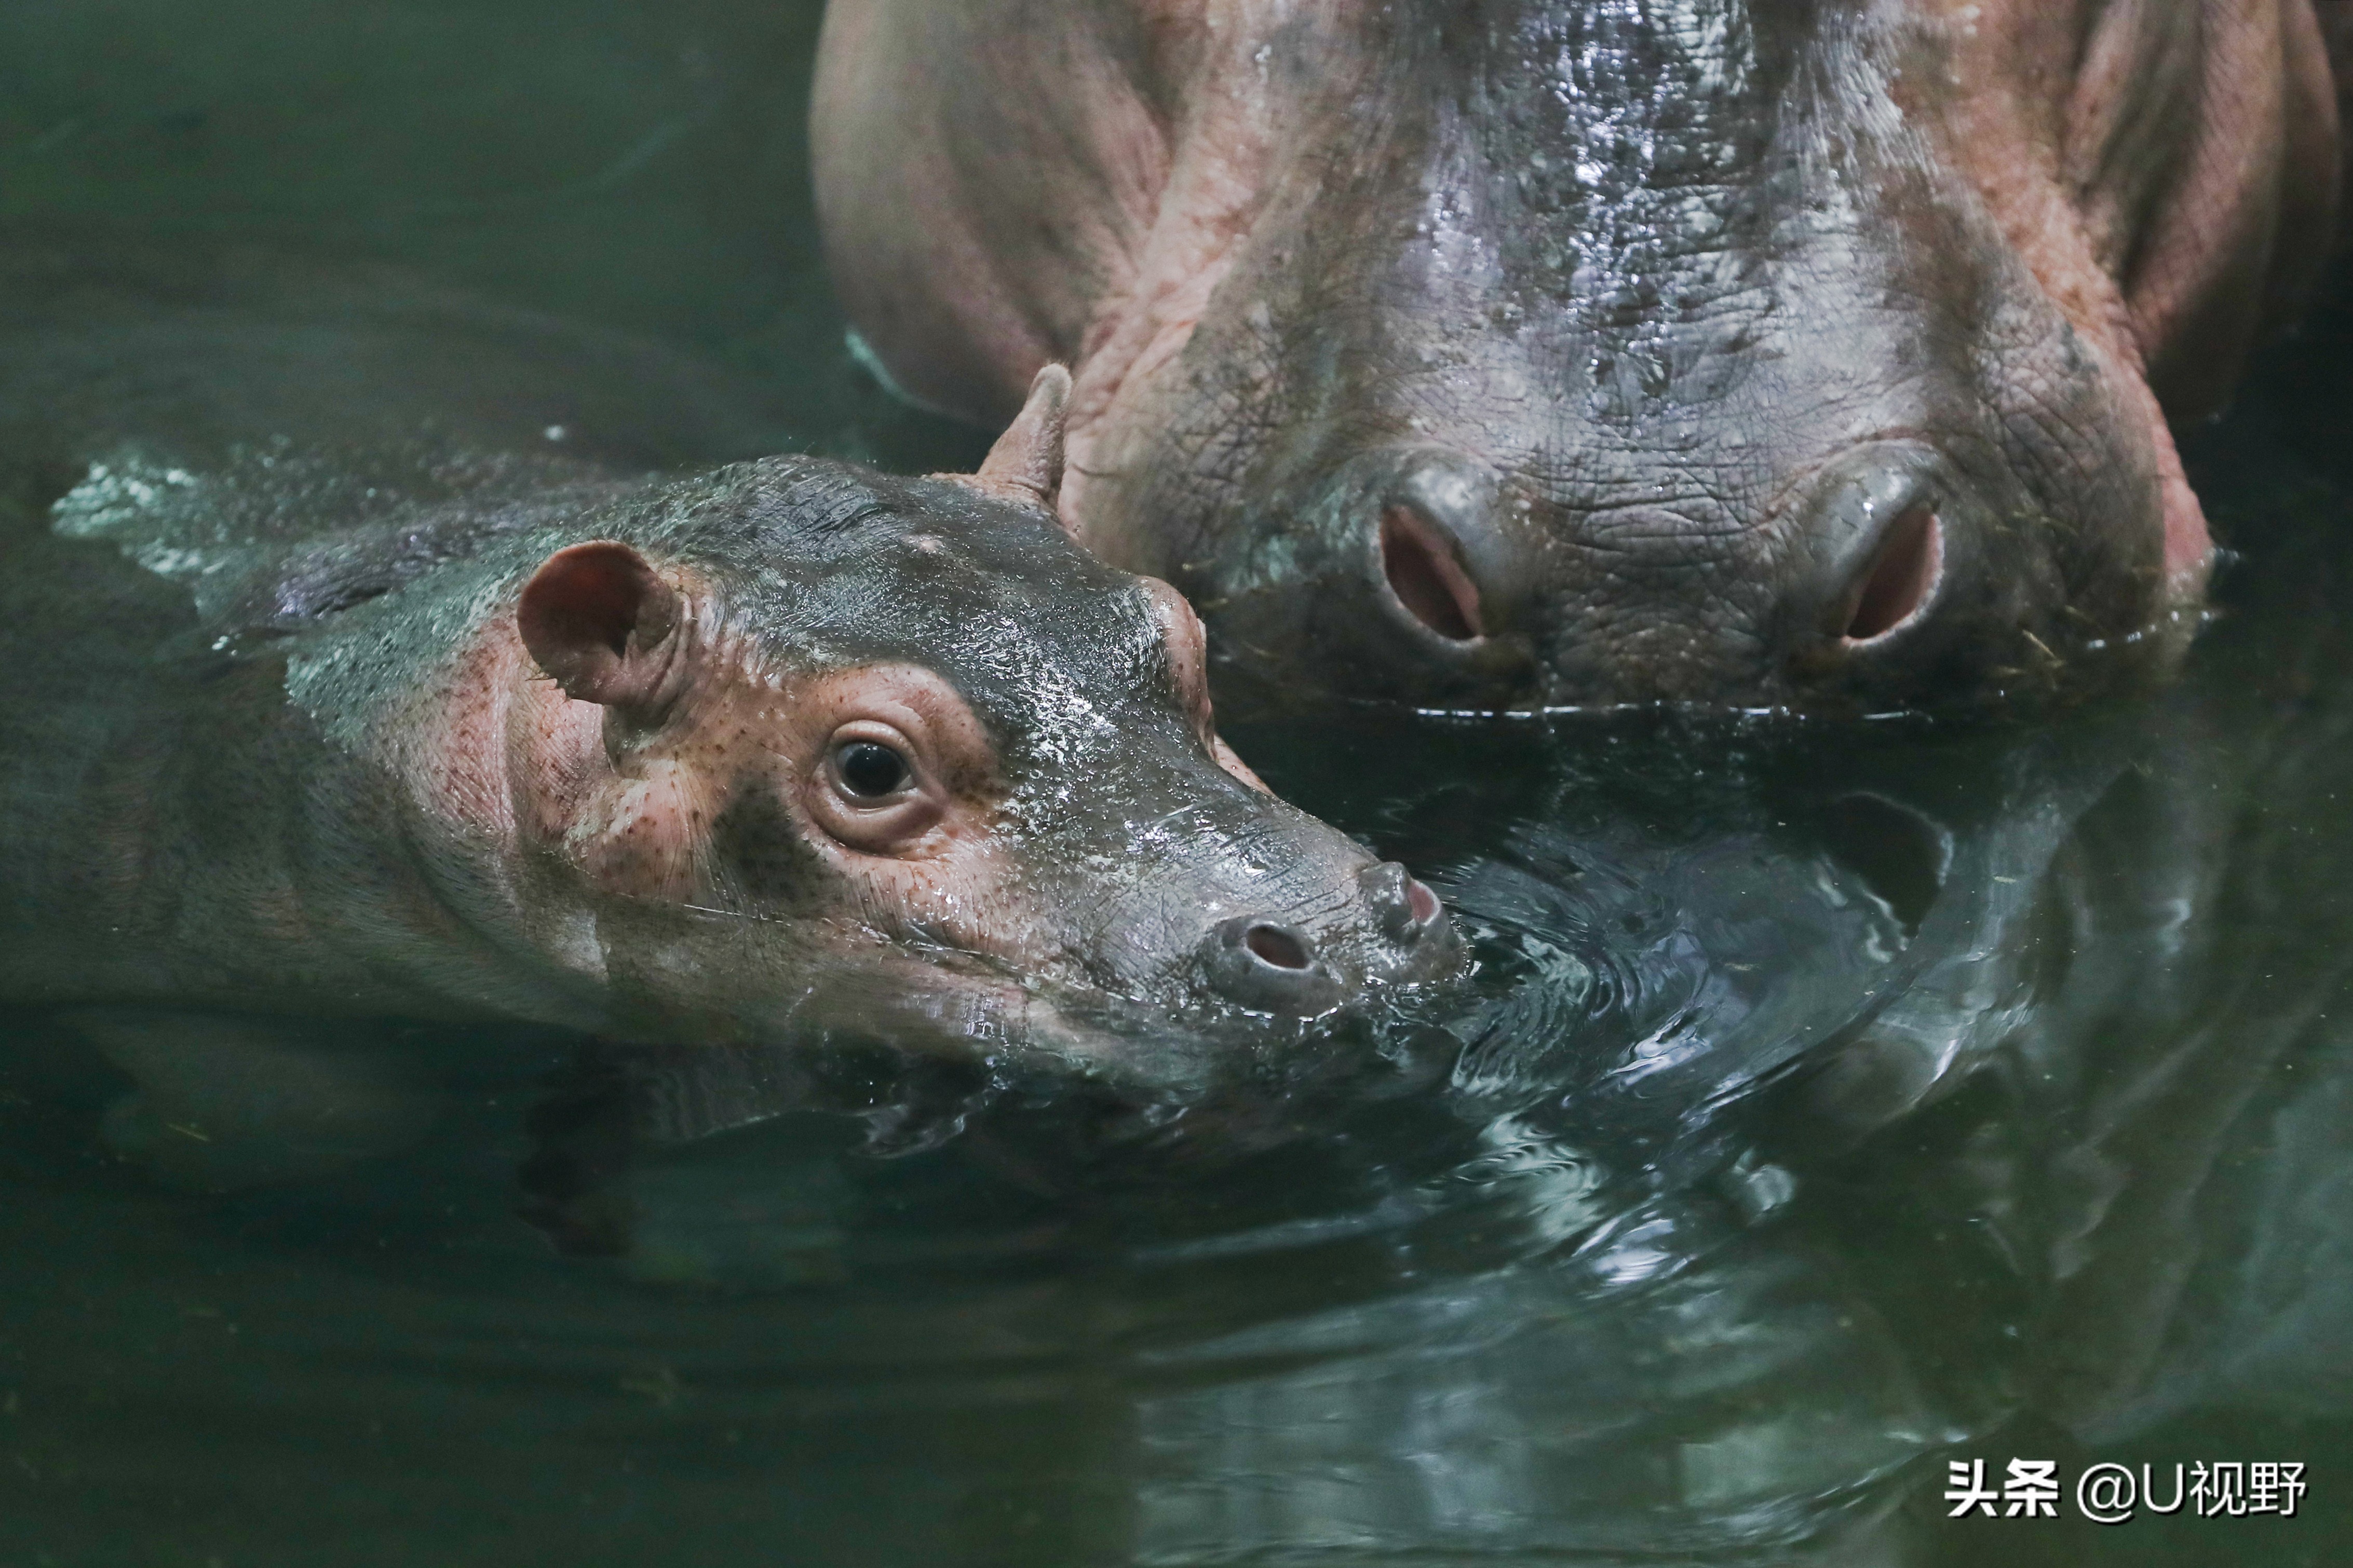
left=0, top=257, right=1455, bottom=1183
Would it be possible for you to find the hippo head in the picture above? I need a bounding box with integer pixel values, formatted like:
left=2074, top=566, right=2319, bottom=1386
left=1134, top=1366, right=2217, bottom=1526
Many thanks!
left=503, top=371, right=1458, bottom=1060
left=1029, top=0, right=2338, bottom=713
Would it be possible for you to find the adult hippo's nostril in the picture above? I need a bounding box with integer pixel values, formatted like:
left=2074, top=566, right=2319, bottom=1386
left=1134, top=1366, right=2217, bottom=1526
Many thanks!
left=1371, top=453, right=1529, bottom=651
left=1202, top=447, right=1536, bottom=708
left=1842, top=506, right=1944, bottom=644
left=1784, top=442, right=1972, bottom=677
left=1382, top=504, right=1484, bottom=641
left=1201, top=916, right=1345, bottom=1015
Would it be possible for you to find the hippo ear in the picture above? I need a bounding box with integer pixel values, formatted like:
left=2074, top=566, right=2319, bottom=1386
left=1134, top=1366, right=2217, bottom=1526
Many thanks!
left=518, top=541, right=683, bottom=709
left=961, top=364, right=1071, bottom=520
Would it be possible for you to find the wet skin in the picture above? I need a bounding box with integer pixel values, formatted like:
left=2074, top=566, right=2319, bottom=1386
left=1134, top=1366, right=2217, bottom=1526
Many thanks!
left=0, top=248, right=1457, bottom=1176
left=815, top=0, right=2348, bottom=712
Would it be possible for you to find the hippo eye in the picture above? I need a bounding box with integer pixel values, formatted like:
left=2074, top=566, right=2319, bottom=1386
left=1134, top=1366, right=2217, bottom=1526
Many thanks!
left=801, top=681, right=981, bottom=858
left=832, top=739, right=912, bottom=799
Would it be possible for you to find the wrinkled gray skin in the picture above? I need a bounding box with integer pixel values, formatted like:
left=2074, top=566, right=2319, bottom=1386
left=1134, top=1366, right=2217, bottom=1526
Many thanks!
left=0, top=246, right=1455, bottom=1182
left=816, top=0, right=2348, bottom=711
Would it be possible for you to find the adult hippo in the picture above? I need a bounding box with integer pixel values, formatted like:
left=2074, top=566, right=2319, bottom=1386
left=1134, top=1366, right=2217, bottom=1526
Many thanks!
left=814, top=0, right=2348, bottom=711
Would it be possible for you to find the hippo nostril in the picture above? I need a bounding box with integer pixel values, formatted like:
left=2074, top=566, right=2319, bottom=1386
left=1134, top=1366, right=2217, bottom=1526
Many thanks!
left=1361, top=859, right=1444, bottom=943
left=1380, top=504, right=1484, bottom=642
left=1842, top=506, right=1943, bottom=643
left=1201, top=916, right=1343, bottom=1015
left=1241, top=922, right=1310, bottom=970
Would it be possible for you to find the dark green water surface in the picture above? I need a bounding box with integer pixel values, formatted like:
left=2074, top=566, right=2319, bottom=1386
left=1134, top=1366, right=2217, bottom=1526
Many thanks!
left=3, top=4, right=2351, bottom=1564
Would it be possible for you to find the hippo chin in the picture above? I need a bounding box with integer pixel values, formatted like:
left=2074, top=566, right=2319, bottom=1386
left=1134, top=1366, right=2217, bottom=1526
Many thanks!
left=815, top=0, right=2346, bottom=712
left=0, top=250, right=1458, bottom=1181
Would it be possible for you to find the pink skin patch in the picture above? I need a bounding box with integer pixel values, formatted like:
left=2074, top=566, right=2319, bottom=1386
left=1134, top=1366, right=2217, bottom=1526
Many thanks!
left=1927, top=0, right=2257, bottom=605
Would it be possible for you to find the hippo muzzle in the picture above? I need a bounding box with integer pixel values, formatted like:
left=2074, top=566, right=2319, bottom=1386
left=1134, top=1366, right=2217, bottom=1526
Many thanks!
left=1241, top=437, right=2035, bottom=713
left=1198, top=862, right=1450, bottom=1015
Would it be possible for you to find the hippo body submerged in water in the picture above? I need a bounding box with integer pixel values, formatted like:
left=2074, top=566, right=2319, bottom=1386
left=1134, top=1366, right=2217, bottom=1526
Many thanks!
left=816, top=0, right=2348, bottom=712
left=0, top=248, right=1453, bottom=1181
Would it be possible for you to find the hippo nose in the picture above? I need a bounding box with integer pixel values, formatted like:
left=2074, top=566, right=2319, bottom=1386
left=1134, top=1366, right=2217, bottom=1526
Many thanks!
left=1371, top=452, right=1531, bottom=651
left=1786, top=442, right=1969, bottom=674
left=1200, top=916, right=1346, bottom=1016
left=1359, top=858, right=1445, bottom=945
left=1196, top=863, right=1455, bottom=1014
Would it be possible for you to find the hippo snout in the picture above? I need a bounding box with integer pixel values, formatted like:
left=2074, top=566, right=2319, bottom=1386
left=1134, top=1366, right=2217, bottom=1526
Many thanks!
left=1211, top=434, right=2031, bottom=711
left=1359, top=441, right=1971, bottom=688
left=1196, top=860, right=1454, bottom=1017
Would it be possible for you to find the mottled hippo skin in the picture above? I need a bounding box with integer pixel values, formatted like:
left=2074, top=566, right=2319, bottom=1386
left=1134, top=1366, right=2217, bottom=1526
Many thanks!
left=816, top=0, right=2349, bottom=711
left=0, top=249, right=1454, bottom=1132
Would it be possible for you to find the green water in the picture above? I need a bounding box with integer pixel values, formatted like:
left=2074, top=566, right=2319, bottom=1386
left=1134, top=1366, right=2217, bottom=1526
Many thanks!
left=2, top=4, right=2350, bottom=1564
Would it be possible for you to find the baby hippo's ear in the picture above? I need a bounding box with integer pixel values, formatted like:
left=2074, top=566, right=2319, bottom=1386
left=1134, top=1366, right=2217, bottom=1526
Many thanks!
left=951, top=363, right=1071, bottom=523
left=518, top=541, right=683, bottom=708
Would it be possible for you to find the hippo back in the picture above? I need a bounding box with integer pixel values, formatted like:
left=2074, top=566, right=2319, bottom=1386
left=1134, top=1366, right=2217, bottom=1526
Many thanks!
left=0, top=241, right=807, bottom=1011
